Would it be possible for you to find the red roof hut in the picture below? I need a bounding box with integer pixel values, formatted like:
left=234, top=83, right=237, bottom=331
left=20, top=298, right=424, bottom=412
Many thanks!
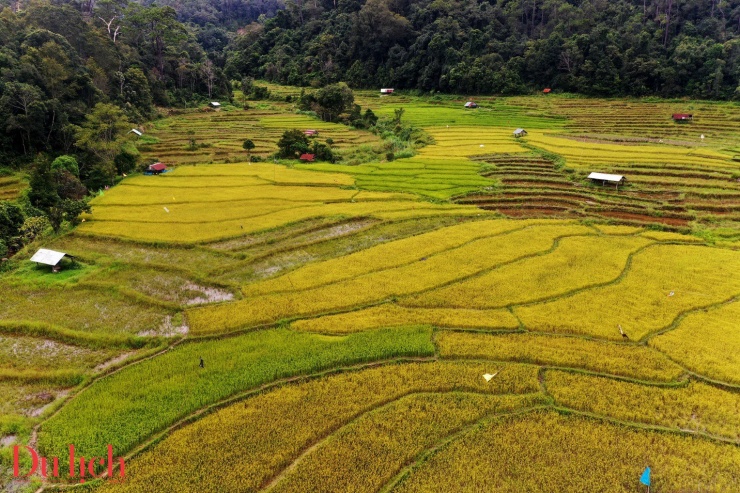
left=147, top=162, right=167, bottom=174
left=299, top=153, right=315, bottom=162
left=543, top=88, right=552, bottom=94
left=672, top=113, right=693, bottom=122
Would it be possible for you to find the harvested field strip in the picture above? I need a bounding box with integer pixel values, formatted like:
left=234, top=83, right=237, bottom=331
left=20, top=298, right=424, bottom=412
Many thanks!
left=436, top=331, right=684, bottom=382
left=404, top=236, right=653, bottom=309
left=37, top=326, right=435, bottom=463
left=392, top=411, right=740, bottom=493
left=188, top=224, right=594, bottom=333
left=0, top=321, right=155, bottom=349
left=515, top=244, right=740, bottom=341
left=268, top=393, right=546, bottom=493
left=0, top=285, right=175, bottom=337
left=650, top=300, right=740, bottom=386
left=0, top=334, right=119, bottom=372
left=93, top=361, right=540, bottom=493
left=547, top=371, right=740, bottom=440
left=292, top=304, right=519, bottom=333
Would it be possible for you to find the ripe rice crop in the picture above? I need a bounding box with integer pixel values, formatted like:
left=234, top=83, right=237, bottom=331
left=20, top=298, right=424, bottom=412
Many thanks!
left=188, top=224, right=594, bottom=333
left=80, top=200, right=474, bottom=243
left=526, top=132, right=734, bottom=169
left=593, top=224, right=644, bottom=235
left=404, top=235, right=652, bottom=309
left=94, top=184, right=361, bottom=206
left=93, top=361, right=540, bottom=493
left=171, top=163, right=355, bottom=185
left=639, top=231, right=704, bottom=242
left=515, top=244, right=740, bottom=340
left=436, top=331, right=683, bottom=382
left=547, top=371, right=740, bottom=439
left=393, top=411, right=740, bottom=493
left=650, top=300, right=740, bottom=385
left=292, top=304, right=519, bottom=333
left=270, top=392, right=547, bottom=493
left=37, top=326, right=434, bottom=462
left=243, top=219, right=553, bottom=296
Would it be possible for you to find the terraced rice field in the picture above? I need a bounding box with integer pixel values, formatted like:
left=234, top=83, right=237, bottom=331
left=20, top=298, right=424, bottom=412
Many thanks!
left=2, top=87, right=739, bottom=492
left=0, top=174, right=26, bottom=201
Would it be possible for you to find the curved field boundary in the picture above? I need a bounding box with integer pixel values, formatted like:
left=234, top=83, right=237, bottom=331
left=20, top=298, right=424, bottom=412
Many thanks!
left=243, top=220, right=568, bottom=297
left=262, top=392, right=548, bottom=493
left=383, top=407, right=740, bottom=493
left=35, top=327, right=435, bottom=464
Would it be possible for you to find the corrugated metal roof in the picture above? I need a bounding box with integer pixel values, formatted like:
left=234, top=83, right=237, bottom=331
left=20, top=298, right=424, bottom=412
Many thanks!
left=129, top=129, right=142, bottom=136
left=514, top=128, right=526, bottom=134
left=588, top=172, right=624, bottom=182
left=30, top=249, right=67, bottom=266
left=149, top=163, right=167, bottom=171
left=210, top=102, right=221, bottom=106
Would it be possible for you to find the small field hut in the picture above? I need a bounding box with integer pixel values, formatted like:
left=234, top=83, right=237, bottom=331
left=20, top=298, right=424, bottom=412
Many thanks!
left=147, top=162, right=167, bottom=174
left=543, top=88, right=552, bottom=94
left=513, top=128, right=528, bottom=138
left=209, top=102, right=221, bottom=109
left=304, top=129, right=319, bottom=137
left=672, top=113, right=693, bottom=122
left=30, top=248, right=74, bottom=273
left=129, top=129, right=142, bottom=137
left=380, top=88, right=394, bottom=94
left=588, top=172, right=626, bottom=189
left=464, top=101, right=478, bottom=108
left=299, top=153, right=315, bottom=162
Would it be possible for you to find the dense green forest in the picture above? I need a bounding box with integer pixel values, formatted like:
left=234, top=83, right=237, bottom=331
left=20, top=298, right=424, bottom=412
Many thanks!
left=228, top=0, right=740, bottom=97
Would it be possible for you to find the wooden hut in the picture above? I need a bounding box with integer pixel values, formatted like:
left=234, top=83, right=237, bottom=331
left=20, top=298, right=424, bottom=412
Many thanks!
left=513, top=128, right=528, bottom=138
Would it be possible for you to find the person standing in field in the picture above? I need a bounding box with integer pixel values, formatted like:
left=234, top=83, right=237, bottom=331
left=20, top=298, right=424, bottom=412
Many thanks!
left=200, top=357, right=204, bottom=368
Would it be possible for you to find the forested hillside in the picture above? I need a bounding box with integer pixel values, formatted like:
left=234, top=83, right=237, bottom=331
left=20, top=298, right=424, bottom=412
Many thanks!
left=227, top=0, right=740, bottom=98
left=1, top=0, right=739, bottom=171
left=0, top=0, right=232, bottom=166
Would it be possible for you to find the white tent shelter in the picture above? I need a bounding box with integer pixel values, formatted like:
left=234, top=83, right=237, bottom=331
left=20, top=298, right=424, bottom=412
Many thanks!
left=588, top=172, right=626, bottom=189
left=30, top=249, right=69, bottom=267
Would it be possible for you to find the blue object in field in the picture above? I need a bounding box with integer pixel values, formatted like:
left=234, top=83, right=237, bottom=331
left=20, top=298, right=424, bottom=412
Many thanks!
left=640, top=467, right=651, bottom=486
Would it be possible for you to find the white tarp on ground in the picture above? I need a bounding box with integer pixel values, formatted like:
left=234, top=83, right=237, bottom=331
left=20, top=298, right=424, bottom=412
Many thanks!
left=588, top=172, right=624, bottom=182
left=30, top=249, right=66, bottom=266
